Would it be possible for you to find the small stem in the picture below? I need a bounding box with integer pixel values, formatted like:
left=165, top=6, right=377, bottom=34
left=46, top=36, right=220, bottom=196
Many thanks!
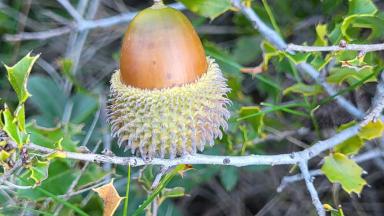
left=123, top=164, right=131, bottom=216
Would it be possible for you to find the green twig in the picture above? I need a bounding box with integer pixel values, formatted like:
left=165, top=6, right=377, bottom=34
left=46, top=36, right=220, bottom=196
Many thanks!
left=123, top=164, right=131, bottom=216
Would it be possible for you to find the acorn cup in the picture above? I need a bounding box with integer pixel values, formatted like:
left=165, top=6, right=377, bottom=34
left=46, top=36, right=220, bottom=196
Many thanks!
left=108, top=2, right=231, bottom=159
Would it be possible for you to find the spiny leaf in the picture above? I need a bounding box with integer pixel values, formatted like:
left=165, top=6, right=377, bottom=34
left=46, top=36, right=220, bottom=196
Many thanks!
left=262, top=41, right=310, bottom=67
left=2, top=105, right=21, bottom=146
left=4, top=53, right=40, bottom=104
left=29, top=158, right=50, bottom=185
left=359, top=120, right=384, bottom=140
left=321, top=153, right=367, bottom=194
left=327, top=67, right=376, bottom=85
left=341, top=14, right=384, bottom=41
left=93, top=179, right=123, bottom=216
left=334, top=135, right=363, bottom=155
left=178, top=0, right=232, bottom=20
left=14, top=105, right=26, bottom=132
left=314, top=24, right=328, bottom=46
left=335, top=121, right=364, bottom=155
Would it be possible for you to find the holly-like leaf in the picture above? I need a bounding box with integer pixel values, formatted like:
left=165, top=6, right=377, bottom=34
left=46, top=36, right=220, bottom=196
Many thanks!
left=26, top=121, right=82, bottom=152
left=283, top=83, right=323, bottom=96
left=314, top=24, right=328, bottom=46
left=14, top=105, right=26, bottom=132
left=335, top=121, right=363, bottom=155
left=359, top=120, right=384, bottom=140
left=327, top=67, right=376, bottom=85
left=93, top=180, right=124, bottom=216
left=239, top=106, right=264, bottom=135
left=262, top=41, right=310, bottom=66
left=321, top=153, right=367, bottom=194
left=341, top=15, right=384, bottom=41
left=2, top=105, right=21, bottom=145
left=178, top=0, right=231, bottom=20
left=4, top=53, right=40, bottom=104
left=29, top=158, right=50, bottom=185
left=334, top=135, right=363, bottom=155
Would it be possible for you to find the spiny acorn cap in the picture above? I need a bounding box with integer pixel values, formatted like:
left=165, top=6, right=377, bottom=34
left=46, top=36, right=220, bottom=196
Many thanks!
left=108, top=3, right=230, bottom=159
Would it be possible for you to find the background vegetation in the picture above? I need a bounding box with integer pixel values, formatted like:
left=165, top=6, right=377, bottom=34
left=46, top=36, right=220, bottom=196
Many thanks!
left=1, top=0, right=384, bottom=215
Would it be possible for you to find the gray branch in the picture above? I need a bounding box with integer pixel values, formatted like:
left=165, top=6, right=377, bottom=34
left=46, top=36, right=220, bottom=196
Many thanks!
left=298, top=161, right=325, bottom=216
left=3, top=3, right=185, bottom=42
left=288, top=43, right=384, bottom=53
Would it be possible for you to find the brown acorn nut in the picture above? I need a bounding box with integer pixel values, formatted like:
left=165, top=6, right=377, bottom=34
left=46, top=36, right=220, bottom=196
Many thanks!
left=108, top=3, right=230, bottom=159
left=120, top=4, right=208, bottom=89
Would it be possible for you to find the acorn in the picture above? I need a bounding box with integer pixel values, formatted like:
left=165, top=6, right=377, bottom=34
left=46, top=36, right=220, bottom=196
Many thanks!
left=108, top=2, right=230, bottom=159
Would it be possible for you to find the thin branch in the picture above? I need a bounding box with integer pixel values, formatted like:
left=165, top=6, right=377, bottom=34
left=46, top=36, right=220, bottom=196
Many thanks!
left=3, top=27, right=72, bottom=42
left=3, top=3, right=185, bottom=42
left=298, top=161, right=325, bottom=216
left=287, top=43, right=384, bottom=53
left=56, top=0, right=84, bottom=23
left=25, top=120, right=364, bottom=168
left=361, top=72, right=384, bottom=126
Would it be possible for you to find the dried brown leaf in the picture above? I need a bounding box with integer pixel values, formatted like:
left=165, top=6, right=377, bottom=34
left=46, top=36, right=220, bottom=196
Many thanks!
left=93, top=179, right=124, bottom=216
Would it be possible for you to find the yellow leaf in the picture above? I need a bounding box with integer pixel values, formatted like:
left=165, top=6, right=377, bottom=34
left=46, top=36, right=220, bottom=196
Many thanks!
left=359, top=119, right=384, bottom=140
left=93, top=179, right=124, bottom=216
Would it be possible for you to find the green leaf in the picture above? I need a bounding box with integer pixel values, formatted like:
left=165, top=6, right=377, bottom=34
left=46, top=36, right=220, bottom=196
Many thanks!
left=262, top=41, right=310, bottom=66
left=71, top=93, right=99, bottom=124
left=161, top=187, right=185, bottom=199
left=262, top=41, right=280, bottom=69
left=324, top=204, right=345, bottom=216
left=178, top=0, right=231, bottom=20
left=310, top=54, right=332, bottom=71
left=334, top=135, right=363, bottom=155
left=348, top=0, right=377, bottom=15
left=4, top=53, right=40, bottom=104
left=2, top=105, right=21, bottom=145
left=15, top=105, right=26, bottom=132
left=321, top=153, right=367, bottom=194
left=283, top=83, right=323, bottom=96
left=314, top=24, right=328, bottom=46
left=26, top=121, right=81, bottom=152
left=341, top=14, right=384, bottom=41
left=219, top=166, right=238, bottom=191
left=29, top=158, right=50, bottom=185
left=0, top=110, right=4, bottom=128
left=327, top=67, right=376, bottom=85
left=0, top=150, right=11, bottom=161
left=18, top=161, right=78, bottom=199
left=239, top=106, right=264, bottom=135
left=359, top=120, right=384, bottom=140
left=232, top=36, right=262, bottom=65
